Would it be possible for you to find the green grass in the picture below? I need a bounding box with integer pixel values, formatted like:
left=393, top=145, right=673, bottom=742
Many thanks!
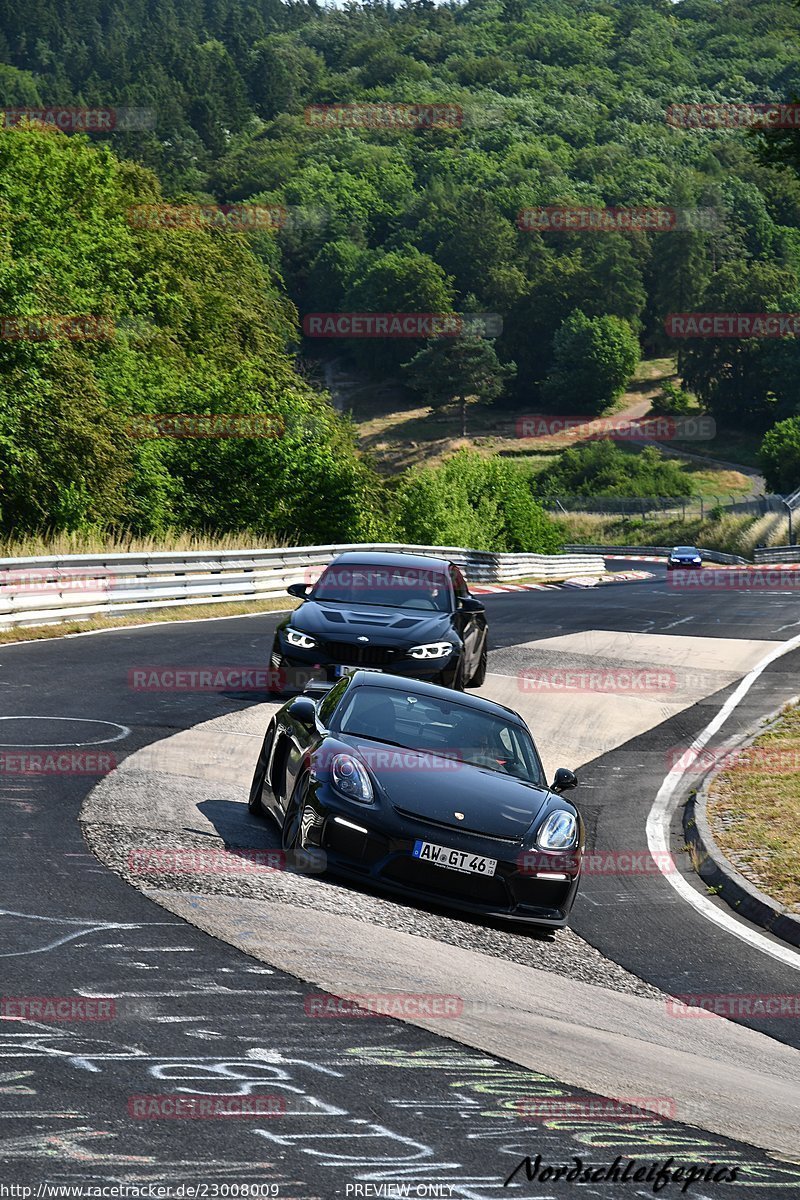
left=662, top=428, right=764, bottom=472
left=707, top=704, right=800, bottom=912
left=558, top=510, right=790, bottom=557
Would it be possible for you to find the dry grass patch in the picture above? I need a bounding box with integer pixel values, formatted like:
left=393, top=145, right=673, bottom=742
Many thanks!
left=0, top=530, right=286, bottom=558
left=707, top=704, right=800, bottom=912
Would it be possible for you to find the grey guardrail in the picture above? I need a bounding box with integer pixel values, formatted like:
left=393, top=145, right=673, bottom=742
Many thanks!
left=0, top=542, right=606, bottom=629
left=753, top=545, right=800, bottom=563
left=563, top=543, right=749, bottom=565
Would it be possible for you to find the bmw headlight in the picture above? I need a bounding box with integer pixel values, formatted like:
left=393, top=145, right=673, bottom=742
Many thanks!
left=535, top=810, right=577, bottom=851
left=408, top=642, right=453, bottom=660
left=331, top=754, right=373, bottom=803
left=286, top=628, right=317, bottom=650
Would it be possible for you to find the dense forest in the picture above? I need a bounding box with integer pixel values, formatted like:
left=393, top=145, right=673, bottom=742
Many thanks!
left=1, top=0, right=800, bottom=543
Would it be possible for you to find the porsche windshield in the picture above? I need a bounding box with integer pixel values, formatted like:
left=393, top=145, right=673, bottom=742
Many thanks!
left=335, top=686, right=544, bottom=783
left=312, top=563, right=450, bottom=611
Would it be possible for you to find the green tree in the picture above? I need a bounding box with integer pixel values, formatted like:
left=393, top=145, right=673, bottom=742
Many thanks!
left=651, top=381, right=692, bottom=416
left=677, top=262, right=800, bottom=429
left=345, top=249, right=455, bottom=372
left=535, top=442, right=693, bottom=499
left=760, top=418, right=800, bottom=494
left=541, top=311, right=640, bottom=415
left=402, top=336, right=516, bottom=436
left=394, top=450, right=563, bottom=552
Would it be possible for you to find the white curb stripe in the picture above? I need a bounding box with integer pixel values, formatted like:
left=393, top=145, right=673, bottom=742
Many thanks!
left=646, top=632, right=800, bottom=971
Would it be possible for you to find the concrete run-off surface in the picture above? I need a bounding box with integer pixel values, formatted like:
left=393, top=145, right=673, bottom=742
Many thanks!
left=81, top=627, right=800, bottom=1157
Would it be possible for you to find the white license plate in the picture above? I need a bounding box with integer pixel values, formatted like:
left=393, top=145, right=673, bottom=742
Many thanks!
left=412, top=840, right=497, bottom=876
left=332, top=665, right=357, bottom=679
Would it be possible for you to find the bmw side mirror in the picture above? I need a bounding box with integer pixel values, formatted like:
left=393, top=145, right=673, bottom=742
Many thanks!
left=458, top=596, right=485, bottom=613
left=287, top=582, right=310, bottom=599
left=551, top=767, right=578, bottom=793
left=287, top=696, right=317, bottom=727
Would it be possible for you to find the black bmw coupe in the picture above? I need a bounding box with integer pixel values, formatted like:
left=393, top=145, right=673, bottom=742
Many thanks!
left=248, top=671, right=583, bottom=928
left=268, top=550, right=488, bottom=694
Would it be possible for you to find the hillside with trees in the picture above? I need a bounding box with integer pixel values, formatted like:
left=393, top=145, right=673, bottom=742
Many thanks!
left=1, top=0, right=799, bottom=546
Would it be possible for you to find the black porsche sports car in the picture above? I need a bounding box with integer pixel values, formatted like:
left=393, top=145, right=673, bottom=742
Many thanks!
left=269, top=550, right=488, bottom=695
left=248, top=671, right=583, bottom=928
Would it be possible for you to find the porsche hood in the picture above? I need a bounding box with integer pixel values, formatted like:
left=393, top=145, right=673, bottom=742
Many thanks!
left=341, top=737, right=550, bottom=842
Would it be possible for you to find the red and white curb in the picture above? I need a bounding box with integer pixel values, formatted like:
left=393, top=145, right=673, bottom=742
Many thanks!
left=604, top=554, right=665, bottom=563
left=471, top=582, right=559, bottom=594
left=471, top=571, right=654, bottom=595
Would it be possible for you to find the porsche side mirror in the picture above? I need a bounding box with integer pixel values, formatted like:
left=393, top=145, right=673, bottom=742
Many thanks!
left=458, top=596, right=485, bottom=613
left=287, top=696, right=317, bottom=727
left=287, top=582, right=310, bottom=599
left=551, top=767, right=578, bottom=793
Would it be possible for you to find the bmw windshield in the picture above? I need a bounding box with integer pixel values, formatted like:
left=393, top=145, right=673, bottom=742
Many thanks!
left=312, top=563, right=451, bottom=611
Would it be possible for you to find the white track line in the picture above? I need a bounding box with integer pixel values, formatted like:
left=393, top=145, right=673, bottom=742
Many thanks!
left=646, top=631, right=800, bottom=971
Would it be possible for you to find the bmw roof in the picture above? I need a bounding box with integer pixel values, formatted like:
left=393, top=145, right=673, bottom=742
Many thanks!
left=327, top=550, right=453, bottom=573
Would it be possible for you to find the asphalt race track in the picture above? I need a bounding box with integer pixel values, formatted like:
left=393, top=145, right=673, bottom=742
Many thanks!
left=1, top=560, right=799, bottom=1197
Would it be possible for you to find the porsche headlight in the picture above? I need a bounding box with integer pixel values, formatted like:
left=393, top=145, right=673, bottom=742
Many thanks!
left=408, top=642, right=453, bottom=660
left=286, top=628, right=317, bottom=650
left=331, top=754, right=373, bottom=803
left=535, top=810, right=577, bottom=851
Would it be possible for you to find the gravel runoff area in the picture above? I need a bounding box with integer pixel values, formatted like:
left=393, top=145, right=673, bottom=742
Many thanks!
left=83, top=777, right=665, bottom=1003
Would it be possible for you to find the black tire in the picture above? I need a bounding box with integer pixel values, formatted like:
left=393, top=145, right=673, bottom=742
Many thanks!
left=281, top=775, right=307, bottom=851
left=467, top=637, right=488, bottom=688
left=248, top=765, right=266, bottom=816
left=267, top=653, right=286, bottom=699
left=248, top=722, right=277, bottom=816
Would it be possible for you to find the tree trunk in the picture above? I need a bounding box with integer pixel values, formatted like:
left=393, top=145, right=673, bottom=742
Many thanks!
left=460, top=395, right=466, bottom=437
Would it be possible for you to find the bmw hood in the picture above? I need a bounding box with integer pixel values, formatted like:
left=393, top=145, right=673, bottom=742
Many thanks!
left=289, top=601, right=453, bottom=648
left=343, top=737, right=550, bottom=842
